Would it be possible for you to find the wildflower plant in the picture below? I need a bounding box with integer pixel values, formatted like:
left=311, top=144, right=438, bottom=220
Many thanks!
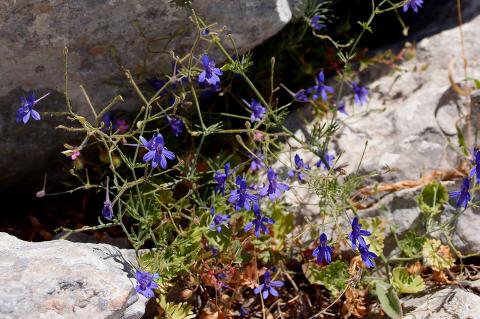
left=26, top=1, right=474, bottom=318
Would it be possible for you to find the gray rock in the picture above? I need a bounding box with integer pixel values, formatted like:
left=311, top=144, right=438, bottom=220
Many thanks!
left=402, top=286, right=480, bottom=319
left=0, top=232, right=145, bottom=319
left=0, top=0, right=292, bottom=190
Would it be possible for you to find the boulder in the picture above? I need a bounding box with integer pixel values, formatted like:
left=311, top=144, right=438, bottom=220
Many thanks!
left=0, top=0, right=292, bottom=191
left=0, top=232, right=145, bottom=319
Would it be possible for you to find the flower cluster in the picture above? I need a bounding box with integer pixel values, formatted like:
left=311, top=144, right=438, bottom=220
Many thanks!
left=349, top=217, right=377, bottom=268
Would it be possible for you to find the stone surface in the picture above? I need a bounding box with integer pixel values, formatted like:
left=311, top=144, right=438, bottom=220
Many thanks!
left=0, top=232, right=145, bottom=319
left=0, top=0, right=292, bottom=191
left=402, top=286, right=480, bottom=319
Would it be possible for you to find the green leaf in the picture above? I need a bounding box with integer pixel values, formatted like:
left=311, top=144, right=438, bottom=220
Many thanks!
left=399, top=231, right=425, bottom=258
left=474, top=79, right=480, bottom=89
left=362, top=217, right=385, bottom=256
left=302, top=261, right=349, bottom=296
left=157, top=294, right=196, bottom=319
left=391, top=267, right=425, bottom=294
left=272, top=207, right=294, bottom=241
left=416, top=181, right=448, bottom=216
left=375, top=281, right=403, bottom=319
left=422, top=239, right=455, bottom=271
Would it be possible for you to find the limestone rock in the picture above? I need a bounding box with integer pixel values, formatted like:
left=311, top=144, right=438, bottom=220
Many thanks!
left=0, top=232, right=145, bottom=319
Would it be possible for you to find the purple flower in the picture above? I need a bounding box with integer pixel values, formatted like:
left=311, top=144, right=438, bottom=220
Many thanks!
left=249, top=153, right=265, bottom=172
left=470, top=148, right=480, bottom=182
left=102, top=113, right=129, bottom=133
left=243, top=99, right=266, bottom=122
left=449, top=178, right=471, bottom=209
left=214, top=163, right=231, bottom=195
left=147, top=77, right=167, bottom=93
left=201, top=28, right=210, bottom=36
left=198, top=54, right=222, bottom=86
left=352, top=82, right=369, bottom=106
left=16, top=91, right=49, bottom=124
left=254, top=271, right=283, bottom=299
left=349, top=217, right=371, bottom=251
left=259, top=168, right=289, bottom=201
left=337, top=100, right=348, bottom=115
left=309, top=71, right=334, bottom=101
left=135, top=270, right=159, bottom=298
left=358, top=244, right=377, bottom=268
left=166, top=116, right=184, bottom=137
left=140, top=133, right=176, bottom=169
left=239, top=306, right=250, bottom=317
left=288, top=154, right=310, bottom=181
left=228, top=176, right=258, bottom=211
left=312, top=233, right=333, bottom=264
left=294, top=89, right=309, bottom=102
left=244, top=204, right=275, bottom=238
left=316, top=152, right=334, bottom=170
left=102, top=177, right=113, bottom=220
left=209, top=207, right=230, bottom=233
left=310, top=14, right=326, bottom=31
left=403, top=0, right=423, bottom=13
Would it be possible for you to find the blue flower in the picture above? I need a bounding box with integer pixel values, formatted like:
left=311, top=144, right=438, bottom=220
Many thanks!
left=102, top=177, right=113, bottom=220
left=243, top=99, right=266, bottom=122
left=449, top=178, right=471, bottom=209
left=239, top=306, right=250, bottom=317
left=201, top=28, right=210, bottom=36
left=198, top=54, right=222, bottom=86
left=403, top=0, right=423, bottom=13
left=312, top=233, right=333, bottom=264
left=214, top=163, right=231, bottom=195
left=135, top=270, right=159, bottom=298
left=310, top=15, right=326, bottom=31
left=337, top=100, right=348, bottom=115
left=228, top=176, right=258, bottom=211
left=288, top=154, right=310, bottom=181
left=244, top=204, right=275, bottom=237
left=166, top=116, right=184, bottom=137
left=140, top=133, right=176, bottom=169
left=470, top=148, right=480, bottom=182
left=254, top=271, right=283, bottom=299
left=294, top=89, right=309, bottom=102
left=259, top=168, right=289, bottom=201
left=249, top=153, right=265, bottom=172
left=352, top=82, right=369, bottom=106
left=209, top=207, right=230, bottom=233
left=308, top=71, right=334, bottom=101
left=316, top=152, right=334, bottom=170
left=358, top=244, right=377, bottom=268
left=16, top=91, right=49, bottom=124
left=349, top=217, right=371, bottom=251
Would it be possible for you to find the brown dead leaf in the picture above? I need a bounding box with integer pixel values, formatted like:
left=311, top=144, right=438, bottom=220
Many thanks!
left=406, top=261, right=424, bottom=275
left=238, top=262, right=260, bottom=288
left=342, top=288, right=368, bottom=318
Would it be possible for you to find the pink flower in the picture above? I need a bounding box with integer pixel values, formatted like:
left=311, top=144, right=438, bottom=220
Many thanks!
left=71, top=150, right=80, bottom=160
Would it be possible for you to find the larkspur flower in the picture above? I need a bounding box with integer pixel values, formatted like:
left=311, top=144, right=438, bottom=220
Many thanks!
left=135, top=270, right=159, bottom=298
left=214, top=272, right=229, bottom=290
left=403, top=0, right=423, bottom=13
left=254, top=270, right=284, bottom=299
left=140, top=133, right=175, bottom=169
left=294, top=89, right=309, bottom=102
left=71, top=149, right=81, bottom=161
left=198, top=54, right=222, bottom=86
left=449, top=178, right=471, bottom=209
left=243, top=98, right=266, bottom=122
left=102, top=113, right=129, bottom=133
left=239, top=306, right=250, bottom=317
left=470, top=148, right=480, bottom=182
left=166, top=116, right=184, bottom=137
left=358, top=244, right=377, bottom=268
left=288, top=154, right=310, bottom=181
left=310, top=14, right=326, bottom=31
left=16, top=91, right=49, bottom=124
left=114, top=119, right=129, bottom=133
left=352, top=82, right=369, bottom=106
left=209, top=207, right=230, bottom=233
left=316, top=151, right=334, bottom=170
left=102, top=177, right=113, bottom=220
left=228, top=176, right=258, bottom=211
left=312, top=233, right=333, bottom=265
left=244, top=204, right=275, bottom=237
left=201, top=28, right=210, bottom=36
left=259, top=168, right=289, bottom=201
left=249, top=153, right=265, bottom=172
left=309, top=71, right=334, bottom=102
left=349, top=217, right=371, bottom=250
left=337, top=100, right=348, bottom=115
left=214, top=163, right=231, bottom=195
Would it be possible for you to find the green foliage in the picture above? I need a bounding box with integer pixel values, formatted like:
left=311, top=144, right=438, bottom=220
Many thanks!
left=303, top=261, right=349, bottom=296
left=156, top=294, right=196, bottom=319
left=422, top=239, right=455, bottom=271
left=416, top=181, right=448, bottom=217
left=390, top=267, right=425, bottom=294
left=374, top=281, right=403, bottom=319
left=399, top=231, right=426, bottom=258
left=363, top=217, right=385, bottom=256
